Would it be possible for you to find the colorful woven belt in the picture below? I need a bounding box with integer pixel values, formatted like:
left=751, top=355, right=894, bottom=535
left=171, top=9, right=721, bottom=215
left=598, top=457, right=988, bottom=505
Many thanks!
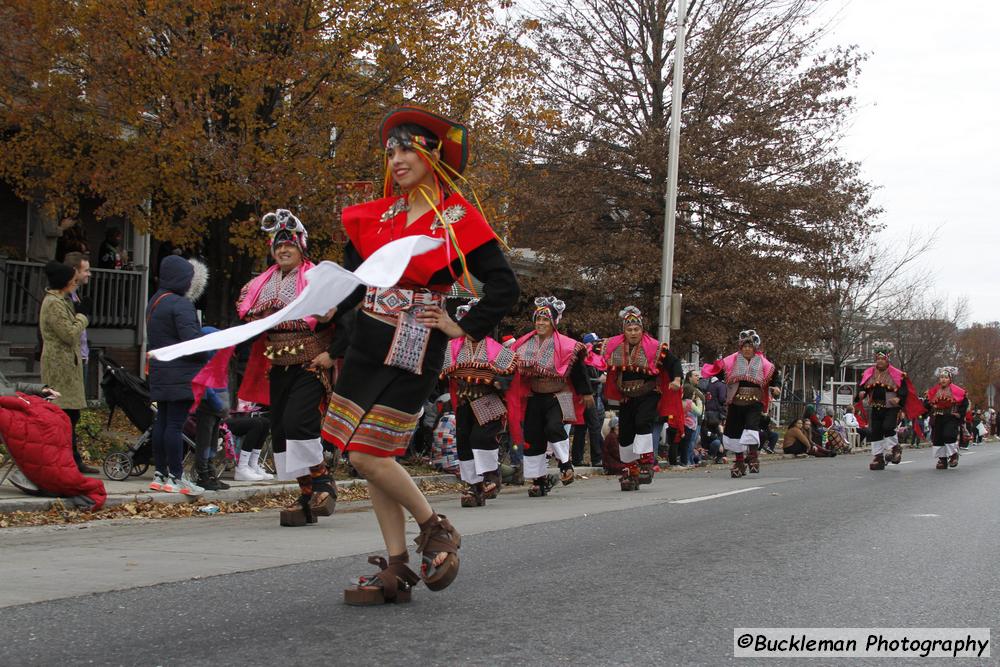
left=364, top=286, right=446, bottom=315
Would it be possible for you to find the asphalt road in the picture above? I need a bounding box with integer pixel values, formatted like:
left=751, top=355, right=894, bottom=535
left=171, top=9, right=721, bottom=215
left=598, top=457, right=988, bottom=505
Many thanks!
left=1, top=445, right=998, bottom=666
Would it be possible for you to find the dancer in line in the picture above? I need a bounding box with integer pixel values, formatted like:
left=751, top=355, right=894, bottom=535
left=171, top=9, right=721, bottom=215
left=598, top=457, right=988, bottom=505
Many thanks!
left=236, top=210, right=337, bottom=526
left=442, top=299, right=516, bottom=507
left=701, top=330, right=781, bottom=478
left=597, top=306, right=682, bottom=491
left=856, top=342, right=922, bottom=471
left=923, top=367, right=968, bottom=470
left=506, top=297, right=595, bottom=497
left=321, top=108, right=519, bottom=604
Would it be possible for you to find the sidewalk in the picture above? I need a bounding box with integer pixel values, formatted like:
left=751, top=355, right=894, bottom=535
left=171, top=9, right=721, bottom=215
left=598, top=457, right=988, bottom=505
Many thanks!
left=0, top=466, right=599, bottom=514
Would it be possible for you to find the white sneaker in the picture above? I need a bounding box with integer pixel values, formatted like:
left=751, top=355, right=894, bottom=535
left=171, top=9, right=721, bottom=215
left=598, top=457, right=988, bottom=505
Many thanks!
left=149, top=471, right=168, bottom=491
left=234, top=464, right=265, bottom=482
left=173, top=475, right=204, bottom=496
left=160, top=475, right=179, bottom=493
left=249, top=450, right=274, bottom=480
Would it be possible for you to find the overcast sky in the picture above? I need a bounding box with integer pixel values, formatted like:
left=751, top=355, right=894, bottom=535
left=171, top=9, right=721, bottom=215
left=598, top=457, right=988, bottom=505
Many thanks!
left=818, top=0, right=1000, bottom=324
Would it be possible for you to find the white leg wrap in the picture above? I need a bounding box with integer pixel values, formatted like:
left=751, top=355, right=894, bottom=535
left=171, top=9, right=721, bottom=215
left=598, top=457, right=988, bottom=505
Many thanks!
left=740, top=429, right=760, bottom=446
left=632, top=432, right=654, bottom=456
left=472, top=448, right=499, bottom=475
left=619, top=443, right=639, bottom=463
left=723, top=435, right=747, bottom=454
left=459, top=459, right=483, bottom=484
left=872, top=438, right=892, bottom=456
left=523, top=453, right=549, bottom=479
left=932, top=441, right=959, bottom=458
left=274, top=452, right=308, bottom=481
left=885, top=434, right=899, bottom=448
left=547, top=438, right=571, bottom=464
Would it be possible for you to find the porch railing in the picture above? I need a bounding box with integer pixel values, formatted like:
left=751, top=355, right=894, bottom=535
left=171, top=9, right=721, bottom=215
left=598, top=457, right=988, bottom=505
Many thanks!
left=0, top=258, right=142, bottom=329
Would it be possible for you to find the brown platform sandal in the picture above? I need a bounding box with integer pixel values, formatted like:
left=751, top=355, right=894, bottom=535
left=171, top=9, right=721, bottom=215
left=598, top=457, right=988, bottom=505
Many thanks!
left=935, top=457, right=948, bottom=469
left=730, top=456, right=747, bottom=478
left=460, top=482, right=486, bottom=507
left=309, top=477, right=337, bottom=517
left=620, top=465, right=640, bottom=491
left=889, top=444, right=903, bottom=464
left=869, top=455, right=886, bottom=471
left=528, top=473, right=558, bottom=497
left=559, top=463, right=575, bottom=486
left=415, top=514, right=462, bottom=592
left=344, top=554, right=420, bottom=605
left=279, top=495, right=316, bottom=527
left=483, top=470, right=502, bottom=499
left=948, top=452, right=959, bottom=468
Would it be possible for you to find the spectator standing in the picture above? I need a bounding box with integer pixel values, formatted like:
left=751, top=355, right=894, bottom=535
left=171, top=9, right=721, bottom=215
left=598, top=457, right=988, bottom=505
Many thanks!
left=699, top=374, right=728, bottom=449
left=571, top=332, right=605, bottom=467
left=146, top=255, right=208, bottom=495
left=97, top=227, right=124, bottom=270
left=56, top=220, right=90, bottom=261
left=64, top=252, right=92, bottom=396
left=39, top=261, right=94, bottom=472
left=27, top=210, right=75, bottom=262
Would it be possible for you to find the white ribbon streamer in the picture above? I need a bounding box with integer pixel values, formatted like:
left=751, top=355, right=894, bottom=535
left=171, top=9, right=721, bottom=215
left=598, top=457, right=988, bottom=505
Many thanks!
left=148, top=235, right=444, bottom=361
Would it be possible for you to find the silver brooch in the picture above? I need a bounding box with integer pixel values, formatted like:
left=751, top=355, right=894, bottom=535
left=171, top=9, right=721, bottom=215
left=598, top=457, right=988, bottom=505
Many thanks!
left=431, top=204, right=467, bottom=230
left=379, top=198, right=409, bottom=224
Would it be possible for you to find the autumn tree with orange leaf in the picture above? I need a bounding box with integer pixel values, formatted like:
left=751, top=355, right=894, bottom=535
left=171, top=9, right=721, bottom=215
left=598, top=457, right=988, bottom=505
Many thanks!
left=0, top=0, right=538, bottom=324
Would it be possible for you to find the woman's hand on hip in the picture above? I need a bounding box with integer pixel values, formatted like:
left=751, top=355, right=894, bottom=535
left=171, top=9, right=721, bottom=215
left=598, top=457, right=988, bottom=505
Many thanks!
left=414, top=305, right=463, bottom=338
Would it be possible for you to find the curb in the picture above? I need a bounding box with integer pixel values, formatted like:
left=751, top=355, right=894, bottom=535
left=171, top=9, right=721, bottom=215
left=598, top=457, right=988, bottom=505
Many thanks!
left=0, top=473, right=461, bottom=514
left=0, top=466, right=607, bottom=514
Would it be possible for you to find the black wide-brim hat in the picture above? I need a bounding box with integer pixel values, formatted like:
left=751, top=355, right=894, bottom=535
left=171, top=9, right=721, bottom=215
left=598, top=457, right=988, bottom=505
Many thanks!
left=380, top=106, right=470, bottom=175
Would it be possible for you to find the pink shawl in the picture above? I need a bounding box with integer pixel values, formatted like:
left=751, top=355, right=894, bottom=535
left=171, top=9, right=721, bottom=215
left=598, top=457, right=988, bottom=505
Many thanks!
left=506, top=330, right=586, bottom=446
left=446, top=336, right=507, bottom=369
left=860, top=363, right=903, bottom=388
left=701, top=351, right=777, bottom=410
left=236, top=261, right=318, bottom=330
left=602, top=333, right=661, bottom=372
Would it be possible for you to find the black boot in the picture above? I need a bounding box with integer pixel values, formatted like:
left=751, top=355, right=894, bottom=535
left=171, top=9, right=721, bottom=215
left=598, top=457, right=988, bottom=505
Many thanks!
left=196, top=460, right=220, bottom=491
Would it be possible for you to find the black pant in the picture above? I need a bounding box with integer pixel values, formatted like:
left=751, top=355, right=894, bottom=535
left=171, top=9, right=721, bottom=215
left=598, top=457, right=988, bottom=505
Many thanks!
left=269, top=364, right=325, bottom=459
left=195, top=402, right=225, bottom=463
left=226, top=414, right=270, bottom=452
left=152, top=399, right=193, bottom=478
left=931, top=414, right=961, bottom=447
left=63, top=408, right=82, bottom=467
left=619, top=393, right=658, bottom=448
left=524, top=394, right=567, bottom=456
left=455, top=401, right=503, bottom=461
left=869, top=407, right=899, bottom=442
left=571, top=403, right=603, bottom=465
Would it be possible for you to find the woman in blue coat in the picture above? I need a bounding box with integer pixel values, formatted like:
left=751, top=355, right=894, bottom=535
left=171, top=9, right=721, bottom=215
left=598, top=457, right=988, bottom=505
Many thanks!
left=146, top=254, right=208, bottom=495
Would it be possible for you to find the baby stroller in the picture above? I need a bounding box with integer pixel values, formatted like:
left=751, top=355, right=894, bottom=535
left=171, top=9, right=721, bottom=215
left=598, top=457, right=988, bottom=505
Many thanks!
left=98, top=354, right=198, bottom=481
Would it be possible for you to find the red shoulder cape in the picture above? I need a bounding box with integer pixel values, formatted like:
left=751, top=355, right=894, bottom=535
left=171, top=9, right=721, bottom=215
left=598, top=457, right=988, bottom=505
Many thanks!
left=343, top=193, right=498, bottom=291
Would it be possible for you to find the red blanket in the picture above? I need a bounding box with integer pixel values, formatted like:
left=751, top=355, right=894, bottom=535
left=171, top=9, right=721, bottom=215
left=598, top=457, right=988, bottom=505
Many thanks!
left=0, top=394, right=107, bottom=510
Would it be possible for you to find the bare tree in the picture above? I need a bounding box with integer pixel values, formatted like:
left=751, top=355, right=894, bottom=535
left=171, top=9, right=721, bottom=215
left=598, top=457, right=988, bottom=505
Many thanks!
left=885, top=296, right=967, bottom=391
left=511, top=0, right=879, bottom=358
left=813, top=227, right=937, bottom=381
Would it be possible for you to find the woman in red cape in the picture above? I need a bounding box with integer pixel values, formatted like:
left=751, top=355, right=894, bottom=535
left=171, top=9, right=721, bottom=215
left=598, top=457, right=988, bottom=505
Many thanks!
left=506, top=297, right=595, bottom=497
left=701, top=330, right=781, bottom=478
left=597, top=306, right=682, bottom=490
left=923, top=366, right=968, bottom=470
left=856, top=342, right=924, bottom=471
left=321, top=108, right=519, bottom=604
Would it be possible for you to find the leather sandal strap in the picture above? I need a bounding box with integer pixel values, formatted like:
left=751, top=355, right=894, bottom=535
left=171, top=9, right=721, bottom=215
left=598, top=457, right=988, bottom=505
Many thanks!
left=416, top=519, right=459, bottom=556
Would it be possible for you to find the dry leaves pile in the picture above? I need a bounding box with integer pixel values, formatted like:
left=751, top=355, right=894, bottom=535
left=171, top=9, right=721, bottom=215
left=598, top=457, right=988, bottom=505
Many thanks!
left=0, top=480, right=463, bottom=529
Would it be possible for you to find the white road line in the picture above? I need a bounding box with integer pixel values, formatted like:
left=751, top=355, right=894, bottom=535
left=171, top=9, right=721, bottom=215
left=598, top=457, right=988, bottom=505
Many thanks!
left=670, top=487, right=763, bottom=504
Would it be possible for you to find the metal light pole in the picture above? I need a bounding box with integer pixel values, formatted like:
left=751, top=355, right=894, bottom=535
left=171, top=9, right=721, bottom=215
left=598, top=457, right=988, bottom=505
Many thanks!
left=657, top=0, right=687, bottom=345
